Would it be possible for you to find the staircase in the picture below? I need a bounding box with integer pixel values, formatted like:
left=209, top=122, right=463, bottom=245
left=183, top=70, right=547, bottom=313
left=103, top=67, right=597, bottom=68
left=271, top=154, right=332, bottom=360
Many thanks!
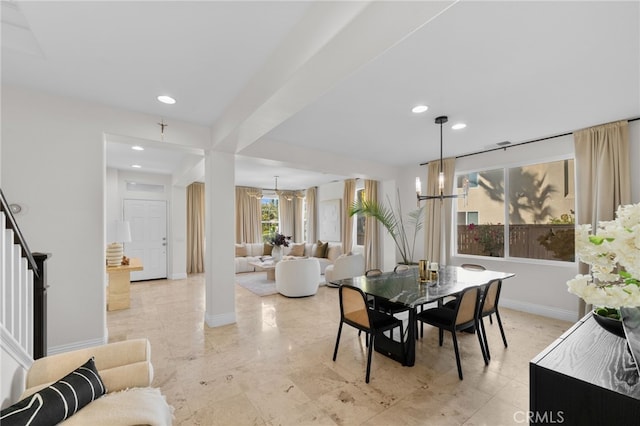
left=0, top=189, right=49, bottom=367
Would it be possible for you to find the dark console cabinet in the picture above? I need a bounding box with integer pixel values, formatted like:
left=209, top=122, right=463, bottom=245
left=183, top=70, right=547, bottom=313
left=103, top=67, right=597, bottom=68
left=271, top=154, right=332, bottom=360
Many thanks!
left=530, top=315, right=640, bottom=424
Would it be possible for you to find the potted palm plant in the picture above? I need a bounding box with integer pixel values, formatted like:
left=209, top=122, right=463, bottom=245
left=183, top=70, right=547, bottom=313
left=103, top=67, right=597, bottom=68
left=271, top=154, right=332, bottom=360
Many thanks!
left=349, top=192, right=424, bottom=265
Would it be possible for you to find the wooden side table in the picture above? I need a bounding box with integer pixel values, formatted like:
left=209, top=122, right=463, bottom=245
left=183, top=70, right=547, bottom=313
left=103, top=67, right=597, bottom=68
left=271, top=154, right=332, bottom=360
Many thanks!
left=106, top=258, right=143, bottom=311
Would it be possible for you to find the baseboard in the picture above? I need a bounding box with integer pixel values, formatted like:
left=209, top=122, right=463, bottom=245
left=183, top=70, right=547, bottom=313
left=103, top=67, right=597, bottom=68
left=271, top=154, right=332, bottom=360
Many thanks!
left=501, top=298, right=578, bottom=322
left=0, top=325, right=32, bottom=369
left=169, top=272, right=187, bottom=280
left=47, top=336, right=108, bottom=356
left=205, top=311, right=236, bottom=328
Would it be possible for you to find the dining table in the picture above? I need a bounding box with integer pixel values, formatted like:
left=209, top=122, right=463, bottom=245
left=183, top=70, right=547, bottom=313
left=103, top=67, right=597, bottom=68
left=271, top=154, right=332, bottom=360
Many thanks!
left=334, top=265, right=515, bottom=366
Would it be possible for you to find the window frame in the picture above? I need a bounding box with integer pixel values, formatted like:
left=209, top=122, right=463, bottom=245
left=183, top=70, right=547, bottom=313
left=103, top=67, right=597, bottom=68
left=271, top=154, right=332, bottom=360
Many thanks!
left=452, top=153, right=577, bottom=265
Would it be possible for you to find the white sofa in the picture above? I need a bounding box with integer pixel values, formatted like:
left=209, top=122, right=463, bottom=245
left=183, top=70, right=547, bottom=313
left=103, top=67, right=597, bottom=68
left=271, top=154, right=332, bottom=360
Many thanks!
left=324, top=253, right=366, bottom=284
left=5, top=338, right=172, bottom=425
left=275, top=258, right=321, bottom=297
left=235, top=241, right=341, bottom=274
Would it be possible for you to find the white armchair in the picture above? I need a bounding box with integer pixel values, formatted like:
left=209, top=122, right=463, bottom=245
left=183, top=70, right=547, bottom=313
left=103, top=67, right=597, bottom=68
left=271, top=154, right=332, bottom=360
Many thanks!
left=5, top=339, right=173, bottom=426
left=275, top=258, right=321, bottom=297
left=324, top=254, right=365, bottom=285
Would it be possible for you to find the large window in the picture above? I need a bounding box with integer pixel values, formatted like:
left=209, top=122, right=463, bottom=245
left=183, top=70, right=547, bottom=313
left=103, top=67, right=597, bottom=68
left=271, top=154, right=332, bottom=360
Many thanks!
left=261, top=197, right=279, bottom=242
left=456, top=159, right=575, bottom=262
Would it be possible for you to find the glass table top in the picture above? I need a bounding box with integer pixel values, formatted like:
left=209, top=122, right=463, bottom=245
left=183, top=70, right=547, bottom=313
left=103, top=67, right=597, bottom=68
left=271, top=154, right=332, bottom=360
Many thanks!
left=335, top=265, right=515, bottom=308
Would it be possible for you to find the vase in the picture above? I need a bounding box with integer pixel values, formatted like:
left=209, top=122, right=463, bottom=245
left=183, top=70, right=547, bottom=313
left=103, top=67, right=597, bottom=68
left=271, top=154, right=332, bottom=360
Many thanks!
left=592, top=309, right=626, bottom=339
left=272, top=245, right=283, bottom=262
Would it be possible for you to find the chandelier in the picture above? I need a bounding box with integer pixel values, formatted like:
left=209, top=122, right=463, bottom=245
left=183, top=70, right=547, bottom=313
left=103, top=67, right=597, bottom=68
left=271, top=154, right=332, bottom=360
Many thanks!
left=246, top=188, right=262, bottom=199
left=272, top=176, right=294, bottom=201
left=416, top=115, right=468, bottom=205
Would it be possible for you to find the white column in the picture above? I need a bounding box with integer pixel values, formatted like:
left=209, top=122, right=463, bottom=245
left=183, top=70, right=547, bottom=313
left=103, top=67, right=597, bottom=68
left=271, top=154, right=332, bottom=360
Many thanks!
left=204, top=150, right=236, bottom=327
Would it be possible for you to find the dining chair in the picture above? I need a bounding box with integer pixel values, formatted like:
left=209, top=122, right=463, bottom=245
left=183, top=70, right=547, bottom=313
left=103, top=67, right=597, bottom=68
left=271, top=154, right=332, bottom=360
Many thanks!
left=393, top=264, right=410, bottom=273
left=333, top=284, right=406, bottom=383
left=461, top=263, right=486, bottom=271
left=476, top=279, right=508, bottom=360
left=365, top=268, right=383, bottom=277
left=450, top=263, right=490, bottom=321
left=416, top=285, right=488, bottom=380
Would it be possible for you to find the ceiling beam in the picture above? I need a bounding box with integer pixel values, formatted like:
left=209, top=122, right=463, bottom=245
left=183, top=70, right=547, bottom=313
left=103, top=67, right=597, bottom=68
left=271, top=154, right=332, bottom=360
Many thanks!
left=210, top=0, right=457, bottom=153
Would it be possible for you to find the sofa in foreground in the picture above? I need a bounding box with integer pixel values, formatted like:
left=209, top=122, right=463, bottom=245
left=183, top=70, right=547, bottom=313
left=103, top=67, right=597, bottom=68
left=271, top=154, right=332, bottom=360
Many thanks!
left=235, top=240, right=342, bottom=274
left=1, top=338, right=173, bottom=426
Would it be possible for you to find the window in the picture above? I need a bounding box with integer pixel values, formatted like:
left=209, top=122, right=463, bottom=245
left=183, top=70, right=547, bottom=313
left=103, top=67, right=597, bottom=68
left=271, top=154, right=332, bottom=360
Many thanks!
left=456, top=169, right=505, bottom=257
left=456, top=159, right=575, bottom=262
left=261, top=197, right=279, bottom=242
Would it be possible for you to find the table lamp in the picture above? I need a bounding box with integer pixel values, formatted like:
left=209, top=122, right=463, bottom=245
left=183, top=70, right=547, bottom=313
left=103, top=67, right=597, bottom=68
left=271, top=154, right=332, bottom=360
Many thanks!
left=106, top=220, right=131, bottom=266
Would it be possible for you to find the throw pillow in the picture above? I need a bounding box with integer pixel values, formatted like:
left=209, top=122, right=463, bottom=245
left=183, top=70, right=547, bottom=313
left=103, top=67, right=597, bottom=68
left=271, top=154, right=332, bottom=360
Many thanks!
left=235, top=244, right=247, bottom=257
left=313, top=240, right=329, bottom=258
left=1, top=357, right=106, bottom=426
left=289, top=243, right=305, bottom=257
left=263, top=243, right=273, bottom=256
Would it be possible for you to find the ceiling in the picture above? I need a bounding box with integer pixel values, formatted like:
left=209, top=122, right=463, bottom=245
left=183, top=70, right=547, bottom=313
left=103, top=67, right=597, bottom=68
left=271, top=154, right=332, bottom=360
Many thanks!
left=2, top=1, right=639, bottom=190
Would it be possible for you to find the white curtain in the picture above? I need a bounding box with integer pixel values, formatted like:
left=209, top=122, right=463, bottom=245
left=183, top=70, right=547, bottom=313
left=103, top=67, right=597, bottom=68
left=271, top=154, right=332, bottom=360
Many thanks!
left=342, top=179, right=356, bottom=254
left=293, top=196, right=304, bottom=242
left=235, top=187, right=261, bottom=243
left=187, top=182, right=205, bottom=274
left=363, top=180, right=380, bottom=270
left=424, top=157, right=455, bottom=265
left=305, top=187, right=317, bottom=243
left=574, top=120, right=631, bottom=316
left=279, top=195, right=295, bottom=239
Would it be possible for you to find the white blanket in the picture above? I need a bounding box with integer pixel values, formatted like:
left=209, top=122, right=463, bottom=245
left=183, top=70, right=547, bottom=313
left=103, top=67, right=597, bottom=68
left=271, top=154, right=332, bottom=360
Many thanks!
left=62, top=387, right=174, bottom=426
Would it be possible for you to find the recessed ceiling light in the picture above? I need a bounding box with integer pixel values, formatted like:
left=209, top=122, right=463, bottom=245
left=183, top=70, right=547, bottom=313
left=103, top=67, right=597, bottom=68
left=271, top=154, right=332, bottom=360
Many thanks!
left=157, top=95, right=176, bottom=105
left=131, top=145, right=144, bottom=151
left=411, top=105, right=429, bottom=114
left=131, top=164, right=142, bottom=168
left=452, top=123, right=467, bottom=130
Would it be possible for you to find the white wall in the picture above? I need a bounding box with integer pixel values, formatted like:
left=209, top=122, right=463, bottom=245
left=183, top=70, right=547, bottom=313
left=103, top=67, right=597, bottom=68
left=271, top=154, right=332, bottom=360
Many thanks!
left=106, top=169, right=187, bottom=280
left=1, top=86, right=210, bottom=357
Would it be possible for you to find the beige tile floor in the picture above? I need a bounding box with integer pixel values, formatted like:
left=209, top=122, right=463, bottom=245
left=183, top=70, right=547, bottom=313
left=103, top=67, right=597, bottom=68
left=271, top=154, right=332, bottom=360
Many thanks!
left=107, top=273, right=572, bottom=426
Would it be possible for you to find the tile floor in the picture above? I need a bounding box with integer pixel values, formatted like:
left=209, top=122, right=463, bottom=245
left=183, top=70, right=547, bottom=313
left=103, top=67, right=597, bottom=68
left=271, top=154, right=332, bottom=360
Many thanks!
left=107, top=273, right=572, bottom=426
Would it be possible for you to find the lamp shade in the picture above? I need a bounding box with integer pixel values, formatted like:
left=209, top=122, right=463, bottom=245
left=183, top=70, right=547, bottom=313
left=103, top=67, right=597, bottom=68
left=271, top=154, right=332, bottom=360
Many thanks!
left=107, top=220, right=132, bottom=243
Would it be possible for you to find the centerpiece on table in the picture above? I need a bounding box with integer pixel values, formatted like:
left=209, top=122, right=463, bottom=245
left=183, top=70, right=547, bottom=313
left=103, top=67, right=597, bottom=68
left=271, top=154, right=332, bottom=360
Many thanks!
left=268, top=232, right=291, bottom=262
left=567, top=202, right=640, bottom=337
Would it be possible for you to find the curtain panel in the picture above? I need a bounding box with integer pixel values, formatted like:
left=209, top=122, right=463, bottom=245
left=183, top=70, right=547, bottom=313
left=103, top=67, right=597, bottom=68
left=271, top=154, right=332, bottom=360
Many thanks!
left=574, top=120, right=631, bottom=316
left=424, top=157, right=455, bottom=265
left=305, top=187, right=317, bottom=243
left=235, top=187, right=262, bottom=243
left=187, top=182, right=205, bottom=274
left=279, top=196, right=295, bottom=239
left=363, top=180, right=380, bottom=270
left=342, top=179, right=356, bottom=254
left=293, top=196, right=304, bottom=242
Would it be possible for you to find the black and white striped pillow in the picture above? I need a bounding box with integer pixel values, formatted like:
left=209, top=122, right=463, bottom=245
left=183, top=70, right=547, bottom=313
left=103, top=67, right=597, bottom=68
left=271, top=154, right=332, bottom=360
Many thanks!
left=0, top=357, right=106, bottom=426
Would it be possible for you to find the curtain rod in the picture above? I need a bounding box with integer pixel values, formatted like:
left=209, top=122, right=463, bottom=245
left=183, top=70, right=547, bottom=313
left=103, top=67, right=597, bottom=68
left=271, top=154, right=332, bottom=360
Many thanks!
left=419, top=116, right=640, bottom=166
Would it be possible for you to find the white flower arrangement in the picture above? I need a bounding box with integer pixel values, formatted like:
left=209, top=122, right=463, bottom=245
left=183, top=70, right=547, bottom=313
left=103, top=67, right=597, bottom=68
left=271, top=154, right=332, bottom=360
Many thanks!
left=567, top=202, right=640, bottom=309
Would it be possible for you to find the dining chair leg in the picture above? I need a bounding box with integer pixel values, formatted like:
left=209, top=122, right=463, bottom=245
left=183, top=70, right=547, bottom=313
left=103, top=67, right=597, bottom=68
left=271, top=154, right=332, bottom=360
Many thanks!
left=476, top=321, right=489, bottom=365
left=479, top=317, right=491, bottom=360
left=495, top=310, right=508, bottom=347
left=489, top=314, right=493, bottom=324
left=451, top=331, right=463, bottom=380
left=366, top=333, right=374, bottom=383
left=438, top=328, right=444, bottom=346
left=333, top=323, right=343, bottom=361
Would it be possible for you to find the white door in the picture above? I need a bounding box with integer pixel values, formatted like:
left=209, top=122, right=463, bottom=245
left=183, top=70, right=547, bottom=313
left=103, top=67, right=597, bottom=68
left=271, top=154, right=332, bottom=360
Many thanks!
left=124, top=199, right=167, bottom=281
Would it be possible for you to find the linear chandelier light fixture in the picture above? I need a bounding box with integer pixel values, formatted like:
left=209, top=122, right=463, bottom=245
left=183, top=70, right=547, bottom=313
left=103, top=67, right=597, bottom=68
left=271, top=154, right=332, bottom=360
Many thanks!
left=416, top=115, right=468, bottom=205
left=273, top=176, right=295, bottom=201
